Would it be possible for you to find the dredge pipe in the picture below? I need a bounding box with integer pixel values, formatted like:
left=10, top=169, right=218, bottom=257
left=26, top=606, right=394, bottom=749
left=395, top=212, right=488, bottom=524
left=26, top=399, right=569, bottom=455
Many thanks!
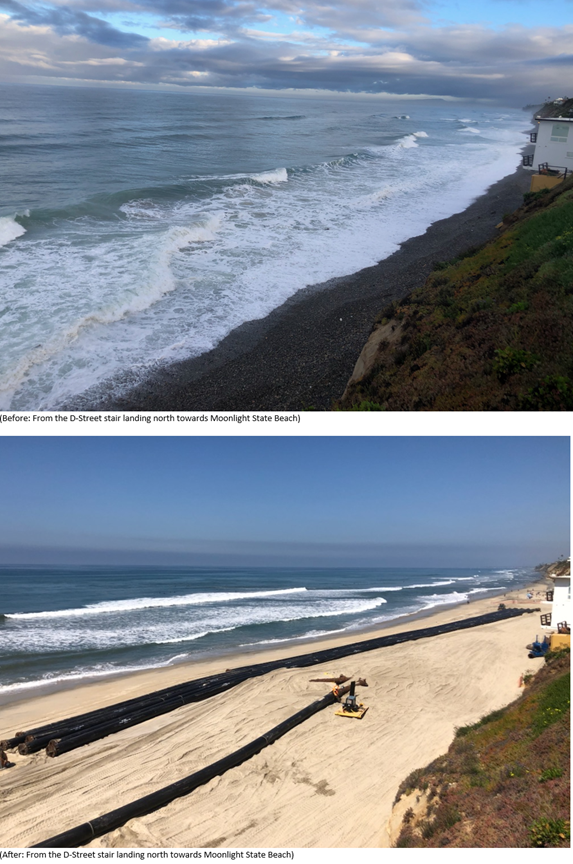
left=7, top=670, right=257, bottom=751
left=44, top=677, right=255, bottom=757
left=32, top=692, right=337, bottom=848
left=7, top=672, right=237, bottom=745
left=19, top=678, right=249, bottom=755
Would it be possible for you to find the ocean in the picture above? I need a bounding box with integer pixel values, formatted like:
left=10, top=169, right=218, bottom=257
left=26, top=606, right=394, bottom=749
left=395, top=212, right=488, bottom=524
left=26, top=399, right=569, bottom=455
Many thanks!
left=0, top=564, right=536, bottom=700
left=0, top=84, right=529, bottom=410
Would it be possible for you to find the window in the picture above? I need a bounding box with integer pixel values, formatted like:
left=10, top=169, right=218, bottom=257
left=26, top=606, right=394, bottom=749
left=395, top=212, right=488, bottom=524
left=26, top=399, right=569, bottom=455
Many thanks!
left=551, top=123, right=570, bottom=143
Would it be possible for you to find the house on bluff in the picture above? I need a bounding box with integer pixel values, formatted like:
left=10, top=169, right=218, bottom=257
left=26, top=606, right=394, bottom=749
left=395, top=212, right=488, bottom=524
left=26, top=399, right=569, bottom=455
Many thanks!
left=524, top=98, right=573, bottom=192
left=540, top=559, right=570, bottom=639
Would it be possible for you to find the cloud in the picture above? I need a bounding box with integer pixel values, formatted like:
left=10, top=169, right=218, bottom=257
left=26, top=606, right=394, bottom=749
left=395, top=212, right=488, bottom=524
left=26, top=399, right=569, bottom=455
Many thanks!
left=0, top=2, right=571, bottom=102
left=1, top=0, right=148, bottom=46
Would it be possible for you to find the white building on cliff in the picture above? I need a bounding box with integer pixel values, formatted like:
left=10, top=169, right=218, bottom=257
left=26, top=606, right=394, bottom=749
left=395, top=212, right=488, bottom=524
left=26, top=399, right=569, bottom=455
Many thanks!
left=525, top=99, right=573, bottom=191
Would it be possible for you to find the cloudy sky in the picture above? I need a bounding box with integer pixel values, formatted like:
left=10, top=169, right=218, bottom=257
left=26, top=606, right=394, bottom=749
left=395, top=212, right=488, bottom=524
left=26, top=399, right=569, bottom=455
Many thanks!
left=0, top=436, right=569, bottom=567
left=0, top=0, right=571, bottom=103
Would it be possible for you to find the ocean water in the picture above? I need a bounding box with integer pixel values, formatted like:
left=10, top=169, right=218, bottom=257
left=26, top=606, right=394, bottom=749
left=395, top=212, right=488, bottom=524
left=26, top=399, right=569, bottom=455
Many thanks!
left=0, top=85, right=530, bottom=410
left=0, top=564, right=535, bottom=700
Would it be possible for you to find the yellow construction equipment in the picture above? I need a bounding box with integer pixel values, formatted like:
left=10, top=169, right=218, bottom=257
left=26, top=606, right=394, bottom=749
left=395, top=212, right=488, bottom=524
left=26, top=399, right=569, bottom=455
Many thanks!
left=334, top=680, right=368, bottom=719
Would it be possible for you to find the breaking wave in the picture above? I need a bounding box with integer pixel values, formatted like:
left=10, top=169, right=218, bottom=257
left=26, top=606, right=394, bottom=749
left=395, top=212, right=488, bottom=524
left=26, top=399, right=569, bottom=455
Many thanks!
left=0, top=216, right=26, bottom=248
left=6, top=586, right=308, bottom=619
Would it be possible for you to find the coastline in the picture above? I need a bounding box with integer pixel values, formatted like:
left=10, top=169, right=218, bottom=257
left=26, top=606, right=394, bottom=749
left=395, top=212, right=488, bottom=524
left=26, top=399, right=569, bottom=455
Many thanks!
left=1, top=577, right=549, bottom=848
left=90, top=157, right=534, bottom=412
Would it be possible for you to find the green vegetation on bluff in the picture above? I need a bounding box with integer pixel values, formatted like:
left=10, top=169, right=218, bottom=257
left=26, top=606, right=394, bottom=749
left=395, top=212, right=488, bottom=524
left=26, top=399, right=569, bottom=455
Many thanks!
left=392, top=650, right=570, bottom=847
left=340, top=177, right=573, bottom=410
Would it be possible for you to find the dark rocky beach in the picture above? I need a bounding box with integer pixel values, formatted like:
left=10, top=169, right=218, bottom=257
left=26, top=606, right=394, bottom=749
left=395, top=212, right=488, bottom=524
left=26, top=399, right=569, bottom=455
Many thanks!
left=95, top=162, right=533, bottom=412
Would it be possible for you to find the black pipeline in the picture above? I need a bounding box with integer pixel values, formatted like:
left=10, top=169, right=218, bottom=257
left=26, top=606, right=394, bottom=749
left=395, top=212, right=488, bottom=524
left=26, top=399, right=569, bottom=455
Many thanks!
left=4, top=607, right=535, bottom=758
left=32, top=691, right=338, bottom=848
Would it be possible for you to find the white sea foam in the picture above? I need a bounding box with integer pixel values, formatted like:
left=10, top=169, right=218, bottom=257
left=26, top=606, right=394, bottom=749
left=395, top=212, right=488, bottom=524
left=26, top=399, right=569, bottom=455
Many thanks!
left=157, top=597, right=388, bottom=645
left=6, top=586, right=308, bottom=619
left=419, top=591, right=469, bottom=609
left=0, top=216, right=26, bottom=248
left=460, top=127, right=481, bottom=134
left=250, top=167, right=288, bottom=184
left=409, top=580, right=456, bottom=589
left=0, top=213, right=223, bottom=405
left=413, top=131, right=428, bottom=138
left=396, top=134, right=419, bottom=148
left=363, top=586, right=404, bottom=592
left=119, top=199, right=166, bottom=220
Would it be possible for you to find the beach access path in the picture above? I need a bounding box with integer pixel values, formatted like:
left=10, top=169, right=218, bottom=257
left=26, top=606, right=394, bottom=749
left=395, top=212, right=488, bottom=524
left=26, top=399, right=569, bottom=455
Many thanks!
left=1, top=581, right=547, bottom=849
left=91, top=162, right=533, bottom=412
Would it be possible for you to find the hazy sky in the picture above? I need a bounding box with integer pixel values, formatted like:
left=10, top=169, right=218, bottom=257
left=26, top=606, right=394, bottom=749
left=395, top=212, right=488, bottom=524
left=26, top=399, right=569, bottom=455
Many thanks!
left=0, top=436, right=569, bottom=567
left=0, top=1, right=571, bottom=103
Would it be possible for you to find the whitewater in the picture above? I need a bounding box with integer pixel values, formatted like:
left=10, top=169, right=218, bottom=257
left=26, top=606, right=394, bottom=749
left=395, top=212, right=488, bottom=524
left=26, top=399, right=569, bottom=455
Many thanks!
left=0, top=564, right=535, bottom=698
left=0, top=85, right=529, bottom=410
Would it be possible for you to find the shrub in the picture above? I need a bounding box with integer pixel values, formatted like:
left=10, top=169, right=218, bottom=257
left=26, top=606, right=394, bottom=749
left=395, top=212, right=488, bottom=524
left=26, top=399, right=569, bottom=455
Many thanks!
left=520, top=375, right=573, bottom=410
left=529, top=818, right=570, bottom=847
left=420, top=805, right=461, bottom=839
left=348, top=400, right=386, bottom=411
left=539, top=766, right=563, bottom=783
left=507, top=301, right=529, bottom=314
left=455, top=707, right=506, bottom=737
left=523, top=190, right=552, bottom=204
left=492, top=347, right=540, bottom=381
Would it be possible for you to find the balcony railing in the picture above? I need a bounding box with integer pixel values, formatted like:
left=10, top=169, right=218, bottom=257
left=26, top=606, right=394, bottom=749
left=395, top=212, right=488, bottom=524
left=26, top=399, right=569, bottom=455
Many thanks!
left=530, top=132, right=538, bottom=143
left=537, top=163, right=569, bottom=178
left=523, top=154, right=534, bottom=166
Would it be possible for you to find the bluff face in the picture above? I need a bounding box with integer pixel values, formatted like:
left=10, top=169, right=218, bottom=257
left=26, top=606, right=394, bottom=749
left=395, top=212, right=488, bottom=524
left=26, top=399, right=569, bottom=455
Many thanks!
left=339, top=177, right=573, bottom=411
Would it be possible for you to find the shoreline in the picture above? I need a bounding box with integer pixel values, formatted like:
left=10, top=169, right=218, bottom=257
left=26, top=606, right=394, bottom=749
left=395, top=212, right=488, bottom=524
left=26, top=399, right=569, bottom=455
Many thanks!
left=88, top=152, right=535, bottom=412
left=1, top=576, right=549, bottom=848
left=0, top=573, right=543, bottom=711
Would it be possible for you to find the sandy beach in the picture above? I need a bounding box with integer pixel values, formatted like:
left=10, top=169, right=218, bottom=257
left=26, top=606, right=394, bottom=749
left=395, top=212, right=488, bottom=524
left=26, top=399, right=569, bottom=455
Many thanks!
left=88, top=156, right=535, bottom=413
left=1, top=577, right=549, bottom=849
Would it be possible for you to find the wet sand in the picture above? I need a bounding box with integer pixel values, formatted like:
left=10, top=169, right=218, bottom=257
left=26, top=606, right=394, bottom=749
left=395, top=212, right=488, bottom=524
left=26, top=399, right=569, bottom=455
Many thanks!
left=90, top=162, right=534, bottom=412
left=1, top=578, right=548, bottom=848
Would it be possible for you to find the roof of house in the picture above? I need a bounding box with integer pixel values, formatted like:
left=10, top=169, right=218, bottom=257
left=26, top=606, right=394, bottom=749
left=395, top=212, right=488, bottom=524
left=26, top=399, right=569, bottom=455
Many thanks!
left=536, top=98, right=573, bottom=122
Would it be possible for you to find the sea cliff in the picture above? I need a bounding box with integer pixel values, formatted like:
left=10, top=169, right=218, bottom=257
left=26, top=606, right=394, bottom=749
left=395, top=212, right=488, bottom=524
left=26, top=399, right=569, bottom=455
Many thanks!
left=340, top=176, right=573, bottom=410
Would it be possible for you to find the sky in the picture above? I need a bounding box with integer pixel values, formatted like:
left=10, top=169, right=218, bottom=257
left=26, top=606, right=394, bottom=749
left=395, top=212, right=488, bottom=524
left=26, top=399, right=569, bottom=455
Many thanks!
left=0, top=436, right=569, bottom=567
left=0, top=1, right=571, bottom=103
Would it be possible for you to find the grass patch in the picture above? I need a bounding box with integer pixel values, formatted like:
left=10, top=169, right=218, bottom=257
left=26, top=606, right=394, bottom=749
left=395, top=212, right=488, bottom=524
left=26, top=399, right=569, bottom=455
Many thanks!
left=455, top=707, right=506, bottom=737
left=530, top=672, right=570, bottom=737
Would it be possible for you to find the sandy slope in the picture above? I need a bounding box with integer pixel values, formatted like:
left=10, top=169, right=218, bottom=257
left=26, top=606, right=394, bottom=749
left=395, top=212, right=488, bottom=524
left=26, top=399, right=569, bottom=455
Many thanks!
left=0, top=582, right=548, bottom=848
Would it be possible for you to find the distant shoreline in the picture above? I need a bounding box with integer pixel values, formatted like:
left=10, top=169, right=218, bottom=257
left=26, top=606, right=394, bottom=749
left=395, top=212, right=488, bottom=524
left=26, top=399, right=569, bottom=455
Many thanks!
left=90, top=147, right=535, bottom=412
